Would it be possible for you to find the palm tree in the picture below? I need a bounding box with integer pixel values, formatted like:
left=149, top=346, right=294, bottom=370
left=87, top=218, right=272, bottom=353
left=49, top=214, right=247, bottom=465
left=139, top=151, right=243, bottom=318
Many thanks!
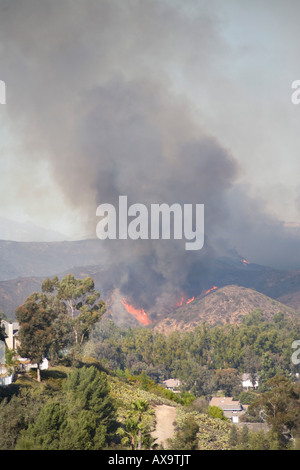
left=117, top=418, right=139, bottom=450
left=131, top=400, right=149, bottom=450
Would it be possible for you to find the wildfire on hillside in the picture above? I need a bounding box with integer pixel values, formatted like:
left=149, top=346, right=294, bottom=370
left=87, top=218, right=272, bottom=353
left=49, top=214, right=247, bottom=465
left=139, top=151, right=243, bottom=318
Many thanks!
left=121, top=298, right=152, bottom=326
left=176, top=293, right=195, bottom=308
left=242, top=258, right=250, bottom=265
left=119, top=290, right=197, bottom=327
left=205, top=286, right=218, bottom=295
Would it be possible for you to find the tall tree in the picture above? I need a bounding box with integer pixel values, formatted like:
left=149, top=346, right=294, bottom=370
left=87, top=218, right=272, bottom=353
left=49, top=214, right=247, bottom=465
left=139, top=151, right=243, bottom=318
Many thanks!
left=117, top=418, right=139, bottom=450
left=228, top=424, right=239, bottom=449
left=117, top=399, right=152, bottom=450
left=243, top=346, right=261, bottom=390
left=22, top=366, right=117, bottom=450
left=15, top=293, right=67, bottom=381
left=215, top=368, right=241, bottom=396
left=42, top=274, right=106, bottom=345
left=131, top=400, right=149, bottom=450
left=168, top=415, right=199, bottom=450
left=249, top=375, right=300, bottom=448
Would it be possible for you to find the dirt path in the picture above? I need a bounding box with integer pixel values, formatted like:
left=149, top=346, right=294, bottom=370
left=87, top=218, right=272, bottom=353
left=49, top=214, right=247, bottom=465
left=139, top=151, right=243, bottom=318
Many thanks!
left=151, top=405, right=177, bottom=448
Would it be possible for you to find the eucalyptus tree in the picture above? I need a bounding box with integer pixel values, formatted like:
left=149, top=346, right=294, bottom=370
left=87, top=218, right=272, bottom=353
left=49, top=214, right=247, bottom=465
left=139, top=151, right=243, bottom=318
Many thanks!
left=41, top=274, right=106, bottom=346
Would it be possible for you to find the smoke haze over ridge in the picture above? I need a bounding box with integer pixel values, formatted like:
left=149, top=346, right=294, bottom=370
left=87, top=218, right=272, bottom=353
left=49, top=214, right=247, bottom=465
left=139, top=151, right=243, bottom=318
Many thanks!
left=1, top=0, right=300, bottom=312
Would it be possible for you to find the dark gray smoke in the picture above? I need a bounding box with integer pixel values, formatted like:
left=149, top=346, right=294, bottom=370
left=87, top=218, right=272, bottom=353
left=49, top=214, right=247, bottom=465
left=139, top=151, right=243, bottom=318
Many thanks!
left=75, top=76, right=238, bottom=312
left=1, top=0, right=300, bottom=315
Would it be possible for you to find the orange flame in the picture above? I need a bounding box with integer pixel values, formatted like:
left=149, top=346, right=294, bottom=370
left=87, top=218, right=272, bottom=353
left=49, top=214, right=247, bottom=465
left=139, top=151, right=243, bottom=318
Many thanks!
left=176, top=295, right=185, bottom=307
left=121, top=299, right=152, bottom=326
left=176, top=294, right=195, bottom=308
left=205, top=286, right=218, bottom=294
left=242, top=259, right=250, bottom=265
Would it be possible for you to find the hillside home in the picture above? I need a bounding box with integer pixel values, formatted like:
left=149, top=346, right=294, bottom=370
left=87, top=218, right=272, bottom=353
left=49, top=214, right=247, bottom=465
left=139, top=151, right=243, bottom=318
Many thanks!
left=209, top=396, right=247, bottom=423
left=242, top=373, right=258, bottom=390
left=18, top=357, right=49, bottom=372
left=1, top=320, right=19, bottom=350
left=0, top=320, right=48, bottom=386
left=0, top=338, right=14, bottom=385
left=0, top=339, right=6, bottom=373
left=162, top=378, right=181, bottom=392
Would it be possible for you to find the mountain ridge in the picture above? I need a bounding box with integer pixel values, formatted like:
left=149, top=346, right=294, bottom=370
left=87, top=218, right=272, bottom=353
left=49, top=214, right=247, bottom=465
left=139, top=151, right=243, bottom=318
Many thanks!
left=1, top=239, right=300, bottom=325
left=152, top=284, right=298, bottom=334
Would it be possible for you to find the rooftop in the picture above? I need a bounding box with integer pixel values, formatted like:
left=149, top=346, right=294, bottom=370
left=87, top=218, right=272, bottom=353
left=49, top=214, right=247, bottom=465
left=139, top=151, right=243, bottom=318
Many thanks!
left=209, top=396, right=242, bottom=411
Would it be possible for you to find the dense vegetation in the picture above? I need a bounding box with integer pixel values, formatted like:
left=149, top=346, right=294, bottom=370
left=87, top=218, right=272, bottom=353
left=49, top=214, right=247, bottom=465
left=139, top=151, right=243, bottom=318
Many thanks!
left=1, top=276, right=300, bottom=450
left=86, top=309, right=300, bottom=397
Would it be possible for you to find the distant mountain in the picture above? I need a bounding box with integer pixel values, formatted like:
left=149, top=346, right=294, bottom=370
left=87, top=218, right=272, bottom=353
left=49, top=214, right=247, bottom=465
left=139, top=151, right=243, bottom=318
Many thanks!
left=0, top=238, right=108, bottom=281
left=1, top=238, right=300, bottom=324
left=153, top=285, right=298, bottom=334
left=0, top=276, right=43, bottom=319
left=277, top=290, right=300, bottom=311
left=0, top=217, right=68, bottom=242
left=195, top=256, right=300, bottom=300
left=0, top=238, right=111, bottom=316
left=0, top=264, right=113, bottom=318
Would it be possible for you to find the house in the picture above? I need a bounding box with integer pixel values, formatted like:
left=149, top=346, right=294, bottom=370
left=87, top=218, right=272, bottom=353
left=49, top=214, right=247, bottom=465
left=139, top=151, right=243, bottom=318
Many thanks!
left=162, top=378, right=181, bottom=392
left=0, top=322, right=19, bottom=381
left=18, top=357, right=49, bottom=372
left=0, top=321, right=49, bottom=384
left=209, top=396, right=247, bottom=423
left=242, top=373, right=258, bottom=390
left=0, top=339, right=6, bottom=374
left=0, top=338, right=14, bottom=386
left=1, top=320, right=19, bottom=350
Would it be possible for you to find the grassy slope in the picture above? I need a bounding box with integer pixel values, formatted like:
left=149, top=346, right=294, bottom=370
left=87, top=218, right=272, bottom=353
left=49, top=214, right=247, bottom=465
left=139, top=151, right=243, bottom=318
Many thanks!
left=2, top=359, right=231, bottom=450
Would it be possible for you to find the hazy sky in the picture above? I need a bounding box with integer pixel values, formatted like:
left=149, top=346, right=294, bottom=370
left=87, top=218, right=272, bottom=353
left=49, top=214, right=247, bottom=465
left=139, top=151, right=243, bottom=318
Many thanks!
left=1, top=0, right=300, bottom=269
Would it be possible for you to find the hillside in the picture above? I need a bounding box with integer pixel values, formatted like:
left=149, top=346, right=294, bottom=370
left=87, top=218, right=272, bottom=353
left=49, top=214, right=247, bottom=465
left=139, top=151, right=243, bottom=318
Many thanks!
left=0, top=217, right=68, bottom=243
left=153, top=285, right=298, bottom=334
left=0, top=276, right=43, bottom=317
left=0, top=360, right=231, bottom=450
left=110, top=377, right=231, bottom=450
left=0, top=239, right=108, bottom=281
left=277, top=290, right=300, bottom=312
left=0, top=265, right=114, bottom=317
left=2, top=238, right=300, bottom=321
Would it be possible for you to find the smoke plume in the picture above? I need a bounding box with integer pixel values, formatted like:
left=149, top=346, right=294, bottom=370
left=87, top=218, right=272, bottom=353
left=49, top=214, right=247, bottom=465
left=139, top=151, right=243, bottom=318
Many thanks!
left=1, top=1, right=300, bottom=316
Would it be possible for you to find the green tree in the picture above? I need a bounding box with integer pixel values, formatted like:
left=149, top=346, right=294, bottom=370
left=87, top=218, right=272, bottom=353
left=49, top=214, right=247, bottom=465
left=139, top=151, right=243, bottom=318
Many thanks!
left=208, top=405, right=229, bottom=421
left=243, top=346, right=261, bottom=390
left=168, top=416, right=199, bottom=450
left=61, top=366, right=116, bottom=449
left=24, top=402, right=67, bottom=450
left=228, top=424, right=239, bottom=449
left=117, top=417, right=139, bottom=450
left=215, top=368, right=241, bottom=397
left=239, top=425, right=249, bottom=450
left=42, top=274, right=106, bottom=346
left=0, top=385, right=55, bottom=450
left=247, top=430, right=270, bottom=450
left=0, top=396, right=27, bottom=449
left=117, top=399, right=153, bottom=450
left=249, top=375, right=300, bottom=448
left=22, top=366, right=117, bottom=450
left=15, top=293, right=67, bottom=381
left=131, top=400, right=149, bottom=450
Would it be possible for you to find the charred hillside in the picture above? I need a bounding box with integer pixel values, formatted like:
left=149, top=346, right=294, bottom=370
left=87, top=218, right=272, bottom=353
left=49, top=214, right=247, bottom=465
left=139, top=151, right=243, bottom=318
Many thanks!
left=153, top=285, right=298, bottom=334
